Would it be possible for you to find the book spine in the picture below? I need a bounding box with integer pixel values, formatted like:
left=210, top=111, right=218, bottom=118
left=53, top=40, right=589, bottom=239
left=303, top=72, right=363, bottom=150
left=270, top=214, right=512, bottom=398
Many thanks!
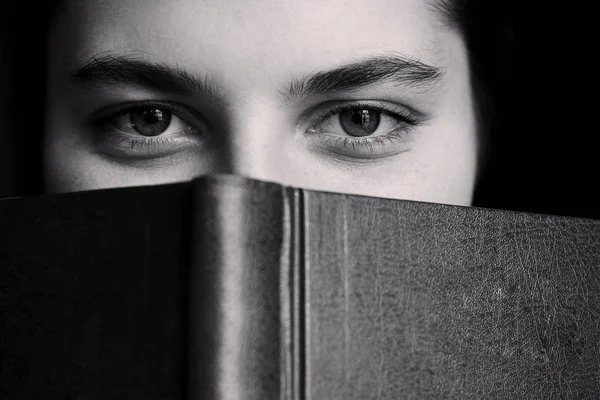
left=284, top=187, right=306, bottom=400
left=187, top=176, right=288, bottom=399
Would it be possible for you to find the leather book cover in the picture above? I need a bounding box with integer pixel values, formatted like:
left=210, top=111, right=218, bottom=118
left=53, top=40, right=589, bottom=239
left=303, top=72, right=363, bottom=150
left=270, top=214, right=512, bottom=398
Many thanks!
left=187, top=176, right=286, bottom=399
left=184, top=176, right=600, bottom=399
left=300, top=189, right=600, bottom=399
left=1, top=175, right=599, bottom=399
left=0, top=183, right=193, bottom=399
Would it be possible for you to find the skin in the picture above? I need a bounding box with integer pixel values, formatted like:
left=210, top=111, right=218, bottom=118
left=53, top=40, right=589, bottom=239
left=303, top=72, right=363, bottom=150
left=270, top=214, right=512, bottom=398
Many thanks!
left=44, top=0, right=478, bottom=205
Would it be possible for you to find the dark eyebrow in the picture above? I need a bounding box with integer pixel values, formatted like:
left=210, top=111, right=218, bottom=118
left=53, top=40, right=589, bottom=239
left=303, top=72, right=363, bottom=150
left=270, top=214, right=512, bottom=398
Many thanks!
left=284, top=54, right=445, bottom=100
left=70, top=54, right=226, bottom=106
left=70, top=53, right=444, bottom=105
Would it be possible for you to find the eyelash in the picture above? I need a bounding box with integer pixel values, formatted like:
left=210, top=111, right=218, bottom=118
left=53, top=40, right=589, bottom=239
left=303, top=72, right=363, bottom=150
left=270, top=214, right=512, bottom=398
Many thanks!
left=103, top=134, right=181, bottom=150
left=311, top=101, right=419, bottom=127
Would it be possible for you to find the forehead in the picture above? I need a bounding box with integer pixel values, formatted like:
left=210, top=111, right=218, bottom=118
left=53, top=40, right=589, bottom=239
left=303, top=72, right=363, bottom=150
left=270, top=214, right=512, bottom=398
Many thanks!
left=55, top=0, right=454, bottom=75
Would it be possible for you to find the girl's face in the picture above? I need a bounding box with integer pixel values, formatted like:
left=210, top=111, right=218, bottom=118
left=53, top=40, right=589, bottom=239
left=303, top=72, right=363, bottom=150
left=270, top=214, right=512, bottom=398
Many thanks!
left=44, top=0, right=478, bottom=205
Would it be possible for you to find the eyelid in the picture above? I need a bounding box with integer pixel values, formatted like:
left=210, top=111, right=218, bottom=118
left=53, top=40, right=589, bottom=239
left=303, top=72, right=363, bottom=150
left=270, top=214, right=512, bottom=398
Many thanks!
left=302, top=100, right=424, bottom=132
left=88, top=100, right=208, bottom=131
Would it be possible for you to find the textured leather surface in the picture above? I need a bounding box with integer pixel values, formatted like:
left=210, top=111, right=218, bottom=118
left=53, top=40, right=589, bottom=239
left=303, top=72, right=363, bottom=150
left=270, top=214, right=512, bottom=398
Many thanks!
left=1, top=175, right=599, bottom=399
left=303, top=192, right=600, bottom=399
left=187, top=175, right=286, bottom=400
left=0, top=183, right=192, bottom=399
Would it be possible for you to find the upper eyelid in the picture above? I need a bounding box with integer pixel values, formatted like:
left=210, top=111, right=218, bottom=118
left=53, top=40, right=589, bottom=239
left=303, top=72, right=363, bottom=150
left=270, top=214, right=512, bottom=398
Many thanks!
left=324, top=103, right=414, bottom=119
left=89, top=100, right=207, bottom=127
left=310, top=101, right=421, bottom=127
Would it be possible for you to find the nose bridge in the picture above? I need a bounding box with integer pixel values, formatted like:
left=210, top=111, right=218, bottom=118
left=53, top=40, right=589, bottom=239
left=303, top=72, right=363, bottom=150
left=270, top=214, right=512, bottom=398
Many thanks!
left=217, top=102, right=288, bottom=181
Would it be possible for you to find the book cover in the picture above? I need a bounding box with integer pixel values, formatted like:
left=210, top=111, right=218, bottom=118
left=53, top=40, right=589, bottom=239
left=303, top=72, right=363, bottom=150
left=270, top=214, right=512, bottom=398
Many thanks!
left=1, top=175, right=599, bottom=399
left=0, top=182, right=193, bottom=399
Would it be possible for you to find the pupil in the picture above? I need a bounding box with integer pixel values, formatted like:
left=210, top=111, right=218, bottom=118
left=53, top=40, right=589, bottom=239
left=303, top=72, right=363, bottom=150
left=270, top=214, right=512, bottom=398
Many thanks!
left=351, top=109, right=370, bottom=126
left=144, top=109, right=163, bottom=124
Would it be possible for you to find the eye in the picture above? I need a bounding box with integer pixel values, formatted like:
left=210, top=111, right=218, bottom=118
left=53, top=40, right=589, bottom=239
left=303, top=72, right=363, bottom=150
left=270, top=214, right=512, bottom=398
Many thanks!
left=109, top=105, right=198, bottom=137
left=305, top=102, right=421, bottom=160
left=312, top=106, right=397, bottom=138
left=90, top=102, right=207, bottom=159
left=308, top=103, right=418, bottom=138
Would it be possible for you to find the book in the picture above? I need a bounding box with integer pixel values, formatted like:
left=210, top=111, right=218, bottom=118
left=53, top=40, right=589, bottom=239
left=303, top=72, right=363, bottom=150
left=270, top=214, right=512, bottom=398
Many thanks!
left=1, top=174, right=599, bottom=399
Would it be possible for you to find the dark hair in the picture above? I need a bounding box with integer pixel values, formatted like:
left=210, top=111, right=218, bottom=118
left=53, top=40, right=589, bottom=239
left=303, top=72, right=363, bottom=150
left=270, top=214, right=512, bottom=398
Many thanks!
left=431, top=0, right=469, bottom=32
left=432, top=0, right=496, bottom=190
left=426, top=1, right=513, bottom=204
left=1, top=2, right=60, bottom=197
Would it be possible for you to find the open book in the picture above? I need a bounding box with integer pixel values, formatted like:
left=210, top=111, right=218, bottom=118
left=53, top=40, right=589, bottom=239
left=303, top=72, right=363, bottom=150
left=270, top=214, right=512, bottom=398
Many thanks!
left=1, top=175, right=599, bottom=399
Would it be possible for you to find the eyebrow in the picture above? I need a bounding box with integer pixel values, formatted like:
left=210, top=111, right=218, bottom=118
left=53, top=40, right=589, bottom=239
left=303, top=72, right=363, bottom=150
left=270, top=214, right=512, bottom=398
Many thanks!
left=285, top=55, right=445, bottom=100
left=70, top=54, right=227, bottom=106
left=70, top=53, right=445, bottom=103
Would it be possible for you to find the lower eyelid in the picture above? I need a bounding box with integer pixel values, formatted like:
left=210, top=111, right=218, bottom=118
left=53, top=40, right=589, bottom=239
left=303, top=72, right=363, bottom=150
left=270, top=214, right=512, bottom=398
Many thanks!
left=93, top=131, right=203, bottom=159
left=304, top=126, right=415, bottom=160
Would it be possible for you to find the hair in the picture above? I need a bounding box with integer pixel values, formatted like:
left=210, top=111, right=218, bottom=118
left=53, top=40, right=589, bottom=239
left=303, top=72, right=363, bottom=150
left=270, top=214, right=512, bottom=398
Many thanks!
left=1, top=0, right=512, bottom=203
left=429, top=0, right=513, bottom=206
left=1, top=2, right=60, bottom=197
left=431, top=0, right=469, bottom=32
left=433, top=0, right=514, bottom=197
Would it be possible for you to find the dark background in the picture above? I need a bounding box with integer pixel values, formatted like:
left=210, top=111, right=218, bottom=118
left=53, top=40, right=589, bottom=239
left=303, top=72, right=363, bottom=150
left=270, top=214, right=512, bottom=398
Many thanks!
left=1, top=3, right=597, bottom=219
